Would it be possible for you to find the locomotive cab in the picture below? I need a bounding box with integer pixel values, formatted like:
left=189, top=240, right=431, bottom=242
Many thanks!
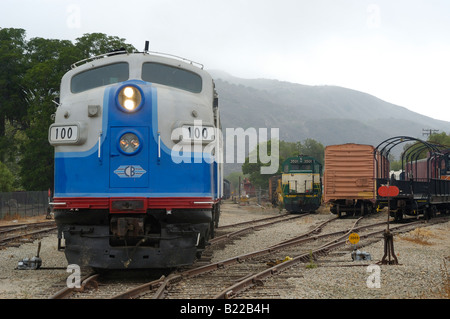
left=281, top=155, right=323, bottom=213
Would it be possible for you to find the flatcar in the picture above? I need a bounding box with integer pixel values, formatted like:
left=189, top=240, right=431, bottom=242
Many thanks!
left=281, top=155, right=322, bottom=213
left=49, top=47, right=223, bottom=269
left=375, top=136, right=450, bottom=221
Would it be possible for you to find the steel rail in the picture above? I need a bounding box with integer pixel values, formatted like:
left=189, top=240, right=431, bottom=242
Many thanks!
left=113, top=215, right=336, bottom=299
left=0, top=226, right=57, bottom=245
left=0, top=221, right=56, bottom=230
left=210, top=214, right=308, bottom=245
left=216, top=213, right=291, bottom=230
left=49, top=273, right=100, bottom=299
left=112, top=215, right=446, bottom=299
left=268, top=216, right=339, bottom=247
left=109, top=275, right=167, bottom=299
left=0, top=225, right=28, bottom=234
left=60, top=214, right=306, bottom=300
left=214, top=219, right=425, bottom=299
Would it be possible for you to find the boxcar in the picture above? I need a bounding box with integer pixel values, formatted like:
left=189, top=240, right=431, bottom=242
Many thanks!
left=323, top=144, right=385, bottom=216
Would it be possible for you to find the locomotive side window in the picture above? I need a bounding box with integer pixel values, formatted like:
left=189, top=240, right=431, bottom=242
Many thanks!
left=142, top=62, right=202, bottom=93
left=71, top=62, right=129, bottom=93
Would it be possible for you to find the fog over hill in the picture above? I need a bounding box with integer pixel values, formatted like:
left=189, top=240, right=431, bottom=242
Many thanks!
left=208, top=70, right=450, bottom=175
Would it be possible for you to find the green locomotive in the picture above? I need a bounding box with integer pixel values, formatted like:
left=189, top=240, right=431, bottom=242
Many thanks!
left=281, top=155, right=323, bottom=213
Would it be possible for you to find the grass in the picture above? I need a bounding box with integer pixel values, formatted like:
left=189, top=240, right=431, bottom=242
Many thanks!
left=306, top=250, right=318, bottom=269
left=399, top=227, right=435, bottom=246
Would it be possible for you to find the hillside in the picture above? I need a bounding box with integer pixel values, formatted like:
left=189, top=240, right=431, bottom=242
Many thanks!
left=209, top=71, right=450, bottom=175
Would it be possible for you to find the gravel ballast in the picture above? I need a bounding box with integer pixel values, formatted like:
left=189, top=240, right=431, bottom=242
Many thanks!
left=0, top=202, right=449, bottom=299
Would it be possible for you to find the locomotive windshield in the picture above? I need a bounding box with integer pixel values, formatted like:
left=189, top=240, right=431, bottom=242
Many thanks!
left=142, top=62, right=202, bottom=93
left=71, top=62, right=129, bottom=93
left=290, top=164, right=312, bottom=171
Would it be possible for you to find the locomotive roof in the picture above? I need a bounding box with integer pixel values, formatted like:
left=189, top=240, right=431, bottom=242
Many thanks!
left=71, top=50, right=204, bottom=70
left=60, top=51, right=213, bottom=97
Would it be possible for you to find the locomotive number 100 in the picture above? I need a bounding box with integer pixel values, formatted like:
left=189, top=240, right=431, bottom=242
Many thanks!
left=182, top=125, right=215, bottom=142
left=49, top=125, right=79, bottom=143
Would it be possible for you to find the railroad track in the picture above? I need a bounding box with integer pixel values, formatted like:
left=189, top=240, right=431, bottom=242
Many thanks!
left=49, top=213, right=448, bottom=299
left=49, top=212, right=304, bottom=299
left=49, top=270, right=169, bottom=299
left=113, top=216, right=430, bottom=299
left=108, top=215, right=343, bottom=299
left=0, top=221, right=57, bottom=247
left=210, top=213, right=308, bottom=245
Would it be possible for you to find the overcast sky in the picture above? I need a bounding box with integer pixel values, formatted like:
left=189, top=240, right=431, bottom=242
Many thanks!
left=2, top=0, right=450, bottom=123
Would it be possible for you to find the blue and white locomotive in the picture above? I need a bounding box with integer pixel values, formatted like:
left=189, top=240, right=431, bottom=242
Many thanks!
left=49, top=47, right=223, bottom=269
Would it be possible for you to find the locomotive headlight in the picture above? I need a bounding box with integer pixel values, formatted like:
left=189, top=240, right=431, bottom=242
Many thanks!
left=119, top=132, right=141, bottom=154
left=123, top=87, right=134, bottom=98
left=118, top=85, right=142, bottom=112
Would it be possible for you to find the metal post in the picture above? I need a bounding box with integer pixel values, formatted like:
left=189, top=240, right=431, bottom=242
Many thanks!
left=238, top=176, right=241, bottom=204
left=380, top=196, right=398, bottom=265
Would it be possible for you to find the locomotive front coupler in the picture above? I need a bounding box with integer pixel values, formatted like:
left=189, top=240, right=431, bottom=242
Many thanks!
left=67, top=226, right=94, bottom=235
left=110, top=216, right=145, bottom=238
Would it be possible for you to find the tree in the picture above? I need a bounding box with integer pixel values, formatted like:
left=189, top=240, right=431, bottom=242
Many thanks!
left=278, top=140, right=301, bottom=165
left=242, top=138, right=325, bottom=189
left=428, top=131, right=450, bottom=147
left=298, top=139, right=325, bottom=165
left=0, top=161, right=14, bottom=192
left=0, top=28, right=28, bottom=162
left=0, top=29, right=137, bottom=190
left=225, top=171, right=246, bottom=192
left=18, top=34, right=136, bottom=190
left=75, top=33, right=136, bottom=58
left=18, top=38, right=79, bottom=190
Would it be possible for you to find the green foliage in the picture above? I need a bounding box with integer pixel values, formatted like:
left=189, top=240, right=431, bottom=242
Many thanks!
left=278, top=139, right=324, bottom=169
left=225, top=171, right=246, bottom=191
left=305, top=250, right=318, bottom=269
left=402, top=132, right=450, bottom=161
left=242, top=140, right=275, bottom=189
left=19, top=37, right=80, bottom=190
left=0, top=161, right=14, bottom=192
left=0, top=28, right=28, bottom=162
left=428, top=132, right=450, bottom=147
left=2, top=122, right=26, bottom=190
left=75, top=33, right=136, bottom=57
left=0, top=28, right=136, bottom=190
